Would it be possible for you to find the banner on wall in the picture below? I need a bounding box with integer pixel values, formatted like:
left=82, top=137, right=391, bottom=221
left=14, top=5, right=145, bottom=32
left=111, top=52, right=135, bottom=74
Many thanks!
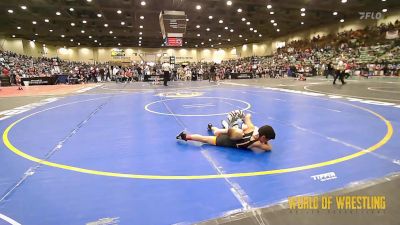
left=275, top=41, right=286, bottom=48
left=111, top=48, right=126, bottom=57
left=386, top=30, right=399, bottom=39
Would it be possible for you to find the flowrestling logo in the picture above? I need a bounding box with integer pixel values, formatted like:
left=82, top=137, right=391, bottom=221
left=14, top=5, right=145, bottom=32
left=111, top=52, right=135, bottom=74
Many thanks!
left=359, top=12, right=383, bottom=20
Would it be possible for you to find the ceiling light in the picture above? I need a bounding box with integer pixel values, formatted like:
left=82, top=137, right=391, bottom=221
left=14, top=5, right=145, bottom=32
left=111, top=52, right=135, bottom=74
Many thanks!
left=196, top=25, right=200, bottom=28
left=382, top=9, right=388, bottom=12
left=201, top=42, right=204, bottom=45
left=20, top=6, right=27, bottom=10
left=82, top=20, right=87, bottom=23
left=246, top=22, right=250, bottom=25
left=239, top=34, right=242, bottom=37
left=218, top=34, right=221, bottom=37
left=224, top=26, right=228, bottom=29
left=276, top=29, right=280, bottom=32
left=259, top=34, right=262, bottom=37
left=109, top=31, right=113, bottom=34
left=71, top=23, right=75, bottom=26
left=211, top=45, right=214, bottom=47
left=81, top=30, right=85, bottom=33
left=300, top=8, right=306, bottom=12
left=301, top=13, right=306, bottom=16
left=206, top=28, right=210, bottom=31
left=118, top=43, right=121, bottom=46
left=139, top=44, right=142, bottom=46
left=140, top=16, right=144, bottom=19
left=254, top=30, right=257, bottom=33
left=69, top=8, right=74, bottom=12
left=273, top=23, right=277, bottom=26
left=250, top=27, right=253, bottom=31
left=141, top=1, right=146, bottom=6
left=195, top=45, right=198, bottom=47
left=49, top=29, right=53, bottom=32
left=89, top=36, right=92, bottom=38
left=186, top=18, right=189, bottom=21
left=70, top=39, right=74, bottom=42
left=17, top=26, right=21, bottom=30
left=237, top=8, right=242, bottom=13
left=87, top=0, right=92, bottom=2
left=209, top=38, right=212, bottom=41
left=104, top=24, right=108, bottom=27
left=35, top=33, right=38, bottom=36
left=139, top=25, right=143, bottom=29
left=219, top=20, right=223, bottom=23
left=139, top=32, right=143, bottom=35
left=226, top=1, right=232, bottom=6
left=270, top=11, right=274, bottom=15
left=56, top=12, right=61, bottom=16
left=340, top=19, right=344, bottom=22
left=99, top=43, right=101, bottom=46
left=61, top=35, right=65, bottom=38
left=341, top=0, right=347, bottom=3
left=208, top=15, right=213, bottom=19
left=94, top=40, right=97, bottom=42
left=241, top=17, right=246, bottom=21
left=78, top=43, right=81, bottom=45
left=114, top=36, right=117, bottom=39
left=97, top=14, right=102, bottom=17
left=139, top=41, right=142, bottom=43
left=197, top=34, right=201, bottom=37
left=117, top=10, right=122, bottom=14
left=267, top=5, right=272, bottom=9
left=44, top=19, right=49, bottom=22
left=270, top=20, right=275, bottom=23
left=230, top=29, right=234, bottom=32
left=139, top=37, right=142, bottom=40
left=228, top=39, right=231, bottom=41
left=8, top=9, right=13, bottom=13
left=32, top=21, right=37, bottom=24
left=121, top=21, right=125, bottom=25
left=333, top=12, right=338, bottom=16
left=196, top=5, right=201, bottom=10
left=12, top=35, right=16, bottom=38
left=301, top=22, right=304, bottom=25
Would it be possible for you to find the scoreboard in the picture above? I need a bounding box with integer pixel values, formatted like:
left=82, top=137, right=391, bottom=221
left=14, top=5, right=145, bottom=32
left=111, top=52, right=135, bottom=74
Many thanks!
left=165, top=37, right=183, bottom=47
left=159, top=10, right=187, bottom=47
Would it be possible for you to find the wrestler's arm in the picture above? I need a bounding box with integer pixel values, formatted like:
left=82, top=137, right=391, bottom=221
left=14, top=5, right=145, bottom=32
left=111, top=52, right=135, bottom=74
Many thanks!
left=250, top=142, right=272, bottom=151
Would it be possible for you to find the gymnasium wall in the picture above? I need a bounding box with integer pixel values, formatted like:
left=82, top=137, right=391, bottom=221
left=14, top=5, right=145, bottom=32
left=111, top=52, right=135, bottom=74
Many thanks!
left=1, top=9, right=399, bottom=63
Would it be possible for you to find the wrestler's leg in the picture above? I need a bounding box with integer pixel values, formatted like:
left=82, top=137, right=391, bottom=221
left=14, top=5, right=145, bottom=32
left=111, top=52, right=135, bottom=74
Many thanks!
left=176, top=132, right=216, bottom=145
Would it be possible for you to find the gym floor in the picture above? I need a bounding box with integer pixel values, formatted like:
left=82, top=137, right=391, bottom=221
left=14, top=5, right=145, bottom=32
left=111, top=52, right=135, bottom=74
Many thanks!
left=0, top=76, right=399, bottom=225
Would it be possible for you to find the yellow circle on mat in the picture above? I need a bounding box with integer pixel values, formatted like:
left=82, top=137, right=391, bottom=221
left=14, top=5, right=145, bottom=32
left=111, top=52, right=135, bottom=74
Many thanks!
left=2, top=97, right=393, bottom=180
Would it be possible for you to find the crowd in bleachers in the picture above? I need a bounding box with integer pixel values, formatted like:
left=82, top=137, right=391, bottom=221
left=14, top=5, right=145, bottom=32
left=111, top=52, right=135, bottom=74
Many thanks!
left=1, top=20, right=399, bottom=86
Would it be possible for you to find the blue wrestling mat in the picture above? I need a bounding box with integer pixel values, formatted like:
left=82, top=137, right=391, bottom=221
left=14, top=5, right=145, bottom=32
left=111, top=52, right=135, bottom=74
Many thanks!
left=0, top=84, right=399, bottom=225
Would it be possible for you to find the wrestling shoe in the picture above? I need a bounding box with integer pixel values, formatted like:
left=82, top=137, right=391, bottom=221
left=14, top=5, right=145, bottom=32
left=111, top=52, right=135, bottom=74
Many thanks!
left=207, top=123, right=213, bottom=131
left=176, top=131, right=187, bottom=141
left=221, top=120, right=229, bottom=129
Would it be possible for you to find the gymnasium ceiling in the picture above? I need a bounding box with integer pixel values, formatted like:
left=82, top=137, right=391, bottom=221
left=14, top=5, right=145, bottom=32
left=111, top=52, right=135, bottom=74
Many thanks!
left=0, top=0, right=399, bottom=48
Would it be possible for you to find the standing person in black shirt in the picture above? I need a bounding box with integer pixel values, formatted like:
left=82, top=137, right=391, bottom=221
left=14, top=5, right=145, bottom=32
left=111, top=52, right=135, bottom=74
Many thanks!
left=209, top=63, right=217, bottom=82
left=99, top=67, right=105, bottom=82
